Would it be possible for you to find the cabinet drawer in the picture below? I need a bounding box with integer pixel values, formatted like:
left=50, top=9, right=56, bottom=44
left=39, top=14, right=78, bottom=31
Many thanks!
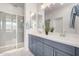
left=54, top=49, right=71, bottom=56
left=43, top=38, right=75, bottom=55
left=31, top=35, right=44, bottom=42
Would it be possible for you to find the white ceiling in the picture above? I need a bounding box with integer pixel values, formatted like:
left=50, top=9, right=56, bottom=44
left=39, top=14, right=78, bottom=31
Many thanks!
left=10, top=3, right=24, bottom=9
left=10, top=3, right=71, bottom=13
left=45, top=3, right=71, bottom=14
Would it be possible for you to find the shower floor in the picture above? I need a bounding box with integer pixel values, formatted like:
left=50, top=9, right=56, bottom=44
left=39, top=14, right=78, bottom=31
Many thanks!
left=0, top=47, right=33, bottom=56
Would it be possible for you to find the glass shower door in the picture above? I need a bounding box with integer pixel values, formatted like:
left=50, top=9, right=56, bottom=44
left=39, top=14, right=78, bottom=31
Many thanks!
left=17, top=16, right=24, bottom=48
left=0, top=12, right=24, bottom=53
left=0, top=12, right=16, bottom=53
left=0, top=12, right=4, bottom=53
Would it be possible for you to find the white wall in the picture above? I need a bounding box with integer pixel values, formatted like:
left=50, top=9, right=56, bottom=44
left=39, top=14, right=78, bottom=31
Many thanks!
left=0, top=3, right=24, bottom=16
left=45, top=3, right=78, bottom=34
left=24, top=3, right=37, bottom=50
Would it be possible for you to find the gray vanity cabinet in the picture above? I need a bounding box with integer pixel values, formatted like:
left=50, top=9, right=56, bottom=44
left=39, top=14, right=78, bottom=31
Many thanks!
left=35, top=36, right=54, bottom=56
left=29, top=35, right=32, bottom=51
left=29, top=35, right=44, bottom=56
left=75, top=47, right=79, bottom=56
left=43, top=44, right=54, bottom=56
left=29, top=35, right=54, bottom=56
left=36, top=41, right=44, bottom=56
left=29, top=35, right=37, bottom=55
left=29, top=34, right=79, bottom=56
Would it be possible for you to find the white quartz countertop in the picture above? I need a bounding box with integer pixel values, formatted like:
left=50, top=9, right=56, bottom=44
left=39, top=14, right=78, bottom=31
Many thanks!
left=29, top=31, right=79, bottom=48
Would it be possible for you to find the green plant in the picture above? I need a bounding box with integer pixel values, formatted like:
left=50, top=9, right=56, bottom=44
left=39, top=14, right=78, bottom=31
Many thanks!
left=50, top=27, right=54, bottom=32
left=45, top=19, right=50, bottom=35
left=45, top=27, right=49, bottom=35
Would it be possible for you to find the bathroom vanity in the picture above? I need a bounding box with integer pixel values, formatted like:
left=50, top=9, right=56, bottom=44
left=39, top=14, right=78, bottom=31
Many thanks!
left=29, top=32, right=79, bottom=56
left=27, top=3, right=79, bottom=56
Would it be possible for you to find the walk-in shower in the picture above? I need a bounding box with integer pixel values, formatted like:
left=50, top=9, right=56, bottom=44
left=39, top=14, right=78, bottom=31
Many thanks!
left=0, top=12, right=24, bottom=53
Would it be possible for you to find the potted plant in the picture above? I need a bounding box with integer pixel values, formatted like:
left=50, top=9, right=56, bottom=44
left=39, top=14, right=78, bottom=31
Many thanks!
left=45, top=27, right=49, bottom=35
left=45, top=19, right=50, bottom=35
left=50, top=27, right=54, bottom=32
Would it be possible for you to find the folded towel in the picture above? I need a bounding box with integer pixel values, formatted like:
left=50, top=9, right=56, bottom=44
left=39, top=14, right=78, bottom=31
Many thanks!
left=70, top=4, right=79, bottom=28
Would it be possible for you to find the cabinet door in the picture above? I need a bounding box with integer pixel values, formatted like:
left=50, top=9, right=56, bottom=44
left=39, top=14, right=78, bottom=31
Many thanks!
left=29, top=35, right=34, bottom=52
left=43, top=38, right=75, bottom=56
left=29, top=35, right=32, bottom=50
left=29, top=35, right=37, bottom=55
left=43, top=44, right=54, bottom=56
left=32, top=37, right=38, bottom=56
left=36, top=41, right=44, bottom=56
left=54, top=49, right=71, bottom=56
left=75, top=47, right=79, bottom=56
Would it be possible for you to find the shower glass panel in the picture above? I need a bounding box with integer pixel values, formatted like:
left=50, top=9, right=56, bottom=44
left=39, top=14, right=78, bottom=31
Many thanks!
left=17, top=16, right=24, bottom=48
left=0, top=12, right=24, bottom=53
left=0, top=12, right=3, bottom=48
left=0, top=12, right=16, bottom=53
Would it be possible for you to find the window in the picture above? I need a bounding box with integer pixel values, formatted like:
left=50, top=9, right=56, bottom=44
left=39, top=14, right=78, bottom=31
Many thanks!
left=6, top=15, right=12, bottom=32
left=13, top=22, right=16, bottom=30
left=0, top=20, right=2, bottom=30
left=12, top=16, right=16, bottom=31
left=6, top=17, right=17, bottom=32
left=6, top=20, right=12, bottom=32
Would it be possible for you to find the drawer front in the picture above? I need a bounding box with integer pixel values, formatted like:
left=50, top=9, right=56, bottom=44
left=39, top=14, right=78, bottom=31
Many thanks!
left=54, top=49, right=71, bottom=56
left=36, top=41, right=44, bottom=56
left=43, top=38, right=75, bottom=55
left=29, top=35, right=38, bottom=56
left=31, top=35, right=44, bottom=42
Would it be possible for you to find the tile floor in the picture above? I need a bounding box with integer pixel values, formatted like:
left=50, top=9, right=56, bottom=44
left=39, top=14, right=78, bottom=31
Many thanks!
left=0, top=47, right=33, bottom=56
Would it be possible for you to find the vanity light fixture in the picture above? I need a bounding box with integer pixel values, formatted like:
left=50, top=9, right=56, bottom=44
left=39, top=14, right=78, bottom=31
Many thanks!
left=60, top=3, right=64, bottom=5
left=41, top=4, right=47, bottom=10
left=31, top=13, right=34, bottom=17
left=47, top=3, right=51, bottom=7
left=41, top=3, right=51, bottom=10
left=52, top=3, right=55, bottom=5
